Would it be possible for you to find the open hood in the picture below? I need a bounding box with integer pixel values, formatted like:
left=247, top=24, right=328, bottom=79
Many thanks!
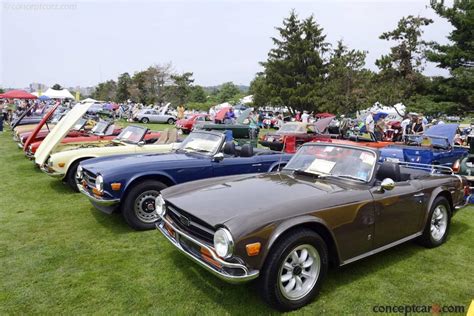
left=313, top=116, right=335, bottom=133
left=425, top=123, right=458, bottom=146
left=23, top=104, right=60, bottom=150
left=35, top=102, right=93, bottom=165
left=11, top=104, right=36, bottom=129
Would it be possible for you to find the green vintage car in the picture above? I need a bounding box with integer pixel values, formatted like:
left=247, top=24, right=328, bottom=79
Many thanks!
left=454, top=139, right=474, bottom=187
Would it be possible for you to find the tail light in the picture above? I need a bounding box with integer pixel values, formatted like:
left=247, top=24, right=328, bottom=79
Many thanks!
left=452, top=160, right=460, bottom=173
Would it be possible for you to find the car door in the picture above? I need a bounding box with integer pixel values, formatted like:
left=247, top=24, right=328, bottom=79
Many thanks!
left=370, top=179, right=426, bottom=248
left=212, top=155, right=262, bottom=177
left=150, top=110, right=161, bottom=123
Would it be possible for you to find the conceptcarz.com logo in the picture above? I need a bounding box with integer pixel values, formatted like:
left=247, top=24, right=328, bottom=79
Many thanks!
left=372, top=303, right=468, bottom=315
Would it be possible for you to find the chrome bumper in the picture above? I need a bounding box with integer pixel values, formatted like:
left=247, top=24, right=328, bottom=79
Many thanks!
left=39, top=164, right=64, bottom=178
left=77, top=183, right=120, bottom=207
left=156, top=213, right=259, bottom=284
left=455, top=193, right=473, bottom=210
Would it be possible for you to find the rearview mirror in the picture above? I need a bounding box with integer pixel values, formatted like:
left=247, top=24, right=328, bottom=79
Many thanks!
left=213, top=152, right=224, bottom=162
left=380, top=178, right=395, bottom=192
left=137, top=141, right=145, bottom=147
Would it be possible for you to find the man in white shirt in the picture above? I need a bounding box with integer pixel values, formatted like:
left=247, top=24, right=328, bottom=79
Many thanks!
left=365, top=111, right=375, bottom=133
left=301, top=111, right=309, bottom=123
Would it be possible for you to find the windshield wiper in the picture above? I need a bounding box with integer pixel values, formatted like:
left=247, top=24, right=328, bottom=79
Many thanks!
left=293, top=169, right=323, bottom=177
left=182, top=147, right=209, bottom=153
left=324, top=174, right=366, bottom=182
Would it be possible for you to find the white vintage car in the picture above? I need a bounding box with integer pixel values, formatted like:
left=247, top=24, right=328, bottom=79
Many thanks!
left=35, top=102, right=177, bottom=191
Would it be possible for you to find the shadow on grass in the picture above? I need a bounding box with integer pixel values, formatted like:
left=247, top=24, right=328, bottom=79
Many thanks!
left=48, top=179, right=74, bottom=194
left=88, top=206, right=133, bottom=234
left=165, top=220, right=469, bottom=312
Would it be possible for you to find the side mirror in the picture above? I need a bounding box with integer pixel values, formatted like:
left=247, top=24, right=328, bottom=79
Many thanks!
left=380, top=178, right=395, bottom=192
left=137, top=141, right=145, bottom=147
left=213, top=152, right=224, bottom=162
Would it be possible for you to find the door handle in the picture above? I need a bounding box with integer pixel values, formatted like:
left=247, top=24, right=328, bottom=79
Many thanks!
left=252, top=163, right=262, bottom=167
left=413, top=193, right=425, bottom=197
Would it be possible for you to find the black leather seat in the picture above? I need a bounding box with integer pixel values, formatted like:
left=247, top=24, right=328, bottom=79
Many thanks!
left=223, top=141, right=236, bottom=156
left=240, top=144, right=254, bottom=157
left=376, top=161, right=401, bottom=182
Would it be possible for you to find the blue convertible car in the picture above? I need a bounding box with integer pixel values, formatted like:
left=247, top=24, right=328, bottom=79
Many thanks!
left=77, top=130, right=292, bottom=230
left=380, top=124, right=468, bottom=167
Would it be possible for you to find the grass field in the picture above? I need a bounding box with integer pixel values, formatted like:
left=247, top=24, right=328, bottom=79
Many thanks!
left=0, top=124, right=473, bottom=315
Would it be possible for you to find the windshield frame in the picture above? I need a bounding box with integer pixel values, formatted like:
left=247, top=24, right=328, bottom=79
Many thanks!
left=176, top=131, right=224, bottom=156
left=283, top=143, right=379, bottom=183
left=91, top=121, right=110, bottom=135
left=113, top=125, right=148, bottom=144
left=404, top=134, right=450, bottom=149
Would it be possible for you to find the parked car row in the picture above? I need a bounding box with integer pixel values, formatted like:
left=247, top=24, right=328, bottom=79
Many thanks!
left=7, top=101, right=472, bottom=311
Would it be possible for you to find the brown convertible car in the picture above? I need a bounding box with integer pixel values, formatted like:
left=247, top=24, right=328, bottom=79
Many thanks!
left=155, top=143, right=470, bottom=311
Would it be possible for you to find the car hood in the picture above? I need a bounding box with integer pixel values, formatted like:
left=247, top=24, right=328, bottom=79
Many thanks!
left=35, top=102, right=93, bottom=165
left=162, top=172, right=359, bottom=236
left=379, top=145, right=434, bottom=163
left=23, top=103, right=60, bottom=150
left=81, top=151, right=204, bottom=174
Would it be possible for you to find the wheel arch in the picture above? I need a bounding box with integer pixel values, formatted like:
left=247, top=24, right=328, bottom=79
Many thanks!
left=422, top=188, right=454, bottom=230
left=262, top=217, right=341, bottom=269
left=122, top=172, right=177, bottom=199
left=64, top=156, right=96, bottom=179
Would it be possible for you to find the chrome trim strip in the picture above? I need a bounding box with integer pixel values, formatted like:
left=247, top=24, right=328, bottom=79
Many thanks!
left=341, top=232, right=423, bottom=266
left=156, top=213, right=259, bottom=283
left=77, top=183, right=120, bottom=206
left=39, top=164, right=64, bottom=178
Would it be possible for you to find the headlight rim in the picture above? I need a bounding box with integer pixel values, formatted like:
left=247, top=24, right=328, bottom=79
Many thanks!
left=76, top=165, right=83, bottom=179
left=95, top=174, right=104, bottom=192
left=155, top=195, right=166, bottom=217
left=213, top=228, right=234, bottom=259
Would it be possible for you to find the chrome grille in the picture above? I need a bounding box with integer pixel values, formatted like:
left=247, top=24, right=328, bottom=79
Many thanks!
left=166, top=203, right=215, bottom=245
left=82, top=169, right=97, bottom=188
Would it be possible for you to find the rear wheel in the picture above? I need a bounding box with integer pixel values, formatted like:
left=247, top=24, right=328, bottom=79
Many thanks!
left=141, top=117, right=149, bottom=124
left=122, top=180, right=168, bottom=230
left=65, top=160, right=81, bottom=192
left=167, top=118, right=175, bottom=125
left=418, top=196, right=451, bottom=248
left=259, top=228, right=328, bottom=311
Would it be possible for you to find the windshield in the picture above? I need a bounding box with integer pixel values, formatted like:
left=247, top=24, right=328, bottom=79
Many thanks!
left=91, top=121, right=109, bottom=134
left=405, top=135, right=449, bottom=149
left=114, top=126, right=147, bottom=144
left=177, top=132, right=222, bottom=155
left=279, top=124, right=306, bottom=133
left=72, top=118, right=87, bottom=131
left=284, top=144, right=377, bottom=182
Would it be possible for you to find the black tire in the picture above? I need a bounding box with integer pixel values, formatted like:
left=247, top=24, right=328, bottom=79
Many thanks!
left=418, top=196, right=451, bottom=248
left=182, top=129, right=190, bottom=135
left=141, top=117, right=149, bottom=124
left=258, top=228, right=328, bottom=311
left=122, top=180, right=168, bottom=230
left=65, top=160, right=81, bottom=192
left=167, top=118, right=175, bottom=125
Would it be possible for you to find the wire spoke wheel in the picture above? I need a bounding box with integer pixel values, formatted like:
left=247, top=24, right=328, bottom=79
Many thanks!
left=430, top=205, right=448, bottom=241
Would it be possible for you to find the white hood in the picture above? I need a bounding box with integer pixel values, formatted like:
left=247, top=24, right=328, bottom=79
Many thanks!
left=35, top=102, right=93, bottom=165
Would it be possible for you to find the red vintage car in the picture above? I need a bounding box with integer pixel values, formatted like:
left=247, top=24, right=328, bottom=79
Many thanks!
left=259, top=117, right=334, bottom=151
left=175, top=114, right=211, bottom=134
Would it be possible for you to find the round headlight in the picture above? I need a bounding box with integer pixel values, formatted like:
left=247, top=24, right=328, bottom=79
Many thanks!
left=213, top=228, right=234, bottom=259
left=155, top=195, right=166, bottom=217
left=95, top=175, right=104, bottom=192
left=76, top=165, right=83, bottom=179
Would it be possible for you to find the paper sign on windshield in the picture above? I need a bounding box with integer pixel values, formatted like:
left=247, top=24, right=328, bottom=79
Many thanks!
left=306, top=159, right=336, bottom=174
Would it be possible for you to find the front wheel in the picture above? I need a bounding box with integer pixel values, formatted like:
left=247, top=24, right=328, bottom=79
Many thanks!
left=418, top=196, right=451, bottom=248
left=167, top=118, right=175, bottom=125
left=122, top=180, right=168, bottom=230
left=259, top=228, right=328, bottom=311
left=65, top=160, right=81, bottom=192
left=141, top=117, right=150, bottom=124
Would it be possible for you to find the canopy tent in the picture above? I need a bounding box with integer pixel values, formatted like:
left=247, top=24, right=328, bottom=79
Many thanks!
left=0, top=89, right=37, bottom=99
left=38, top=95, right=51, bottom=101
left=81, top=97, right=98, bottom=103
left=240, top=95, right=253, bottom=104
left=357, top=102, right=406, bottom=122
left=43, top=88, right=75, bottom=99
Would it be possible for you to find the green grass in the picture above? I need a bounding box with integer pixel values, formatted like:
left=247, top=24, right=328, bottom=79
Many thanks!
left=0, top=127, right=473, bottom=315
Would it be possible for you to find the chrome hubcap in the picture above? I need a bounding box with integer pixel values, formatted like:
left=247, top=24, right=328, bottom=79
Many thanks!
left=278, top=244, right=320, bottom=301
left=430, top=205, right=448, bottom=241
left=134, top=190, right=160, bottom=223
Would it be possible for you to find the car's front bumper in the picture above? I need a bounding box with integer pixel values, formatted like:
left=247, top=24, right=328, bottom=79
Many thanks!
left=40, top=164, right=65, bottom=178
left=156, top=213, right=259, bottom=284
left=77, top=183, right=120, bottom=214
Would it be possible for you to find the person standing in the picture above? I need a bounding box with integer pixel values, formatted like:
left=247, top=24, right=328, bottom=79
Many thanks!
left=365, top=111, right=375, bottom=134
left=301, top=111, right=310, bottom=123
left=177, top=105, right=185, bottom=120
left=0, top=101, right=4, bottom=132
left=412, top=117, right=424, bottom=135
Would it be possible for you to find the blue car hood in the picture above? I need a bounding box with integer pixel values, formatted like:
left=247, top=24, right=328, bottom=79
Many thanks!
left=81, top=152, right=201, bottom=174
left=380, top=146, right=433, bottom=164
left=425, top=123, right=458, bottom=146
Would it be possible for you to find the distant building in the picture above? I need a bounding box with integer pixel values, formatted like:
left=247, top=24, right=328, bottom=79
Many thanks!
left=28, top=82, right=48, bottom=93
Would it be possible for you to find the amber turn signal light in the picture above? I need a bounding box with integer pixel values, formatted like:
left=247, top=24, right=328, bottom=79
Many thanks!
left=111, top=183, right=121, bottom=191
left=246, top=242, right=261, bottom=256
left=452, top=160, right=460, bottom=173
left=92, top=188, right=103, bottom=196
left=58, top=162, right=65, bottom=167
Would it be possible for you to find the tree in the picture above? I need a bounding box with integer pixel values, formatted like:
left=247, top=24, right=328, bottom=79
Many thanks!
left=189, top=85, right=207, bottom=103
left=170, top=72, right=194, bottom=105
left=217, top=82, right=240, bottom=103
left=116, top=72, right=132, bottom=102
left=427, top=0, right=473, bottom=113
left=91, top=80, right=117, bottom=101
left=321, top=40, right=372, bottom=114
left=260, top=11, right=330, bottom=114
left=249, top=74, right=270, bottom=108
left=0, top=87, right=4, bottom=94
left=51, top=83, right=63, bottom=90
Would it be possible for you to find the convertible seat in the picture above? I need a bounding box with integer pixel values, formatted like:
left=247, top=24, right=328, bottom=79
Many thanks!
left=223, top=141, right=236, bottom=156
left=155, top=129, right=169, bottom=144
left=240, top=144, right=254, bottom=157
left=376, top=161, right=401, bottom=182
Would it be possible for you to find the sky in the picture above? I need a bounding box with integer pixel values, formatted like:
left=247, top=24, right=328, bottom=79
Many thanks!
left=0, top=0, right=453, bottom=89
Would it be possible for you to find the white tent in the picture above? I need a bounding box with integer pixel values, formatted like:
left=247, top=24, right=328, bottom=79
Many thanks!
left=43, top=88, right=75, bottom=99
left=358, top=102, right=406, bottom=122
left=81, top=97, right=98, bottom=103
left=240, top=95, right=253, bottom=104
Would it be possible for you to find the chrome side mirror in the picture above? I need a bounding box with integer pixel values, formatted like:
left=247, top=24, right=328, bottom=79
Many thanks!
left=137, top=141, right=145, bottom=147
left=380, top=178, right=395, bottom=192
left=213, top=152, right=224, bottom=162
